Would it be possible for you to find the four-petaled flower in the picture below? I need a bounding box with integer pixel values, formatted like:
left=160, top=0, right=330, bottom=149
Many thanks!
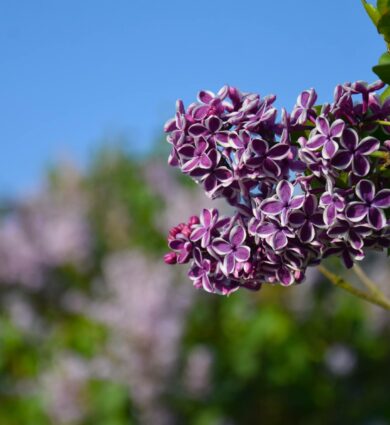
left=320, top=190, right=345, bottom=226
left=289, top=195, right=325, bottom=243
left=260, top=180, right=305, bottom=226
left=188, top=248, right=213, bottom=292
left=306, top=116, right=345, bottom=159
left=346, top=180, right=390, bottom=230
left=178, top=137, right=218, bottom=173
left=190, top=209, right=229, bottom=248
left=212, top=225, right=251, bottom=275
left=244, top=139, right=290, bottom=176
left=331, top=128, right=380, bottom=176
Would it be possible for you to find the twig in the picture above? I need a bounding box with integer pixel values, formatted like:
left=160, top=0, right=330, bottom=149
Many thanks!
left=352, top=264, right=387, bottom=300
left=318, top=265, right=390, bottom=311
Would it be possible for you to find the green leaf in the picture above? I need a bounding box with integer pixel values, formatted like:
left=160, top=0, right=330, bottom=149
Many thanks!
left=377, top=11, right=390, bottom=43
left=373, top=52, right=390, bottom=83
left=362, top=1, right=381, bottom=25
left=380, top=84, right=390, bottom=101
left=377, top=0, right=390, bottom=14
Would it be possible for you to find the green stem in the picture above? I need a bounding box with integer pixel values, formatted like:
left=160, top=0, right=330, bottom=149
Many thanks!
left=373, top=120, right=390, bottom=126
left=352, top=264, right=387, bottom=300
left=318, top=265, right=390, bottom=311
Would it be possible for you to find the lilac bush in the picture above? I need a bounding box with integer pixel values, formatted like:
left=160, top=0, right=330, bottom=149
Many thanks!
left=164, top=81, right=390, bottom=294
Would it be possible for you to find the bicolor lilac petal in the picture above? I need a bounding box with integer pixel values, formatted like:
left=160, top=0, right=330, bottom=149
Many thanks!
left=340, top=128, right=358, bottom=151
left=188, top=124, right=208, bottom=137
left=268, top=144, right=290, bottom=159
left=230, top=225, right=246, bottom=247
left=192, top=105, right=209, bottom=120
left=212, top=239, right=232, bottom=255
left=303, top=195, right=317, bottom=215
left=356, top=179, right=375, bottom=202
left=256, top=222, right=276, bottom=237
left=277, top=268, right=294, bottom=286
left=179, top=145, right=195, bottom=158
left=316, top=116, right=330, bottom=135
left=349, top=232, right=364, bottom=250
left=214, top=132, right=230, bottom=147
left=331, top=151, right=352, bottom=169
left=356, top=137, right=380, bottom=155
left=307, top=134, right=326, bottom=150
left=190, top=227, right=207, bottom=242
left=322, top=139, right=339, bottom=159
left=277, top=180, right=293, bottom=204
left=324, top=204, right=337, bottom=225
left=182, top=158, right=201, bottom=173
left=198, top=90, right=214, bottom=104
left=372, top=189, right=390, bottom=208
left=368, top=207, right=386, bottom=230
left=272, top=231, right=288, bottom=250
left=311, top=213, right=325, bottom=227
left=200, top=209, right=212, bottom=227
left=205, top=115, right=222, bottom=132
left=202, top=274, right=213, bottom=293
left=223, top=253, right=236, bottom=275
left=251, top=138, right=268, bottom=155
left=263, top=158, right=281, bottom=176
left=352, top=154, right=370, bottom=176
left=327, top=223, right=348, bottom=238
left=299, top=221, right=315, bottom=243
left=235, top=246, right=250, bottom=262
left=330, top=119, right=345, bottom=137
left=345, top=202, right=368, bottom=222
left=199, top=155, right=213, bottom=169
left=261, top=199, right=284, bottom=215
left=289, top=211, right=306, bottom=227
left=290, top=195, right=305, bottom=210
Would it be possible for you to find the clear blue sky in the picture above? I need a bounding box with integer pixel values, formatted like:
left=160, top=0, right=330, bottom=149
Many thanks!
left=0, top=0, right=384, bottom=195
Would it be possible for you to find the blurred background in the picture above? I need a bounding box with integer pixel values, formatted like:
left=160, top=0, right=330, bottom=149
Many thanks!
left=1, top=1, right=390, bottom=424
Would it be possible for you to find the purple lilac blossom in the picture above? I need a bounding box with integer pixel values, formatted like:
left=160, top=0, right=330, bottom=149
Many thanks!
left=164, top=81, right=390, bottom=294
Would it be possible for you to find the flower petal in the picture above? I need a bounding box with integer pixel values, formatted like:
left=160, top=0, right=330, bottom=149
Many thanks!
left=276, top=180, right=293, bottom=204
left=368, top=207, right=386, bottom=230
left=345, top=202, right=368, bottom=222
left=356, top=179, right=375, bottom=202
left=271, top=231, right=288, bottom=250
left=212, top=239, right=232, bottom=255
left=356, top=137, right=380, bottom=155
left=230, top=225, right=246, bottom=247
left=352, top=154, right=370, bottom=177
left=331, top=150, right=353, bottom=169
left=235, top=246, right=250, bottom=262
left=372, top=189, right=390, bottom=208
left=340, top=128, right=358, bottom=151
left=322, top=139, right=339, bottom=159
left=261, top=199, right=284, bottom=215
left=330, top=119, right=345, bottom=138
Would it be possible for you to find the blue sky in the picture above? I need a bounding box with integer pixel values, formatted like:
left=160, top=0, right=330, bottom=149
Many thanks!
left=0, top=0, right=385, bottom=195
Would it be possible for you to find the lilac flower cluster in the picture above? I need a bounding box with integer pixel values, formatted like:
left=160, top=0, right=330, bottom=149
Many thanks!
left=164, top=81, right=390, bottom=294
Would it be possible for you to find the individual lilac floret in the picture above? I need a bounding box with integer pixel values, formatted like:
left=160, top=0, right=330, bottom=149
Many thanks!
left=346, top=180, right=390, bottom=230
left=306, top=116, right=344, bottom=159
left=190, top=209, right=229, bottom=248
left=260, top=180, right=305, bottom=226
left=332, top=128, right=380, bottom=176
left=188, top=248, right=213, bottom=293
left=320, top=190, right=346, bottom=226
left=289, top=195, right=325, bottom=243
left=327, top=219, right=372, bottom=250
left=291, top=88, right=317, bottom=125
left=211, top=225, right=251, bottom=275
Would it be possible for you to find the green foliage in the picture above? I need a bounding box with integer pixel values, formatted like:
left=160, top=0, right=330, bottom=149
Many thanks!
left=362, top=0, right=390, bottom=82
